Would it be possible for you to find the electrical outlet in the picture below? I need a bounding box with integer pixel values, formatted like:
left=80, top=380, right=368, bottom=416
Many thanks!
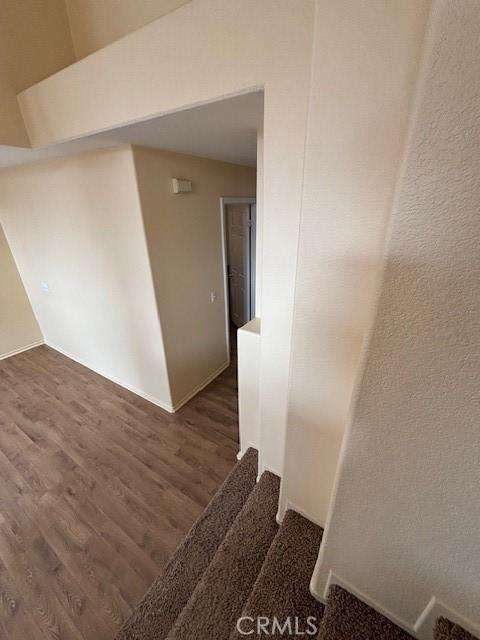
left=210, top=291, right=217, bottom=303
left=40, top=281, right=50, bottom=293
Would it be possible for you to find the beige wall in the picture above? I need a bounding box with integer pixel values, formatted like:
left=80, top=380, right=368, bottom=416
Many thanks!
left=0, top=225, right=42, bottom=358
left=133, top=146, right=255, bottom=408
left=280, top=0, right=431, bottom=526
left=0, top=0, right=74, bottom=146
left=0, top=147, right=172, bottom=409
left=19, top=0, right=316, bottom=478
left=313, top=1, right=480, bottom=637
left=65, top=0, right=190, bottom=59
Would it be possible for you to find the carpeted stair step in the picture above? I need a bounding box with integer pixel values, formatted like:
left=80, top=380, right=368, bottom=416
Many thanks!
left=115, top=447, right=258, bottom=640
left=435, top=617, right=479, bottom=640
left=317, top=585, right=414, bottom=640
left=230, top=509, right=325, bottom=639
left=166, top=470, right=280, bottom=640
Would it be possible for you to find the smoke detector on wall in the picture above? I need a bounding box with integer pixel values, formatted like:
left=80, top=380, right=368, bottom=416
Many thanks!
left=171, top=178, right=192, bottom=193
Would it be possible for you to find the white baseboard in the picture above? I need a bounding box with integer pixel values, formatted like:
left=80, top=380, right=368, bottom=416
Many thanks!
left=236, top=441, right=259, bottom=460
left=315, top=571, right=415, bottom=637
left=45, top=343, right=228, bottom=415
left=170, top=361, right=229, bottom=411
left=0, top=339, right=44, bottom=361
left=45, top=342, right=175, bottom=413
left=312, top=572, right=480, bottom=640
left=414, top=597, right=480, bottom=639
left=258, top=461, right=282, bottom=484
left=277, top=499, right=324, bottom=527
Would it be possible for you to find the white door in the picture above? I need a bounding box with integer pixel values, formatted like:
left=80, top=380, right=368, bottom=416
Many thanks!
left=226, top=203, right=251, bottom=328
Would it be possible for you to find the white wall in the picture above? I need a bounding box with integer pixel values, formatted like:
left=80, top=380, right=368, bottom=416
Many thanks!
left=64, top=0, right=190, bottom=59
left=132, top=146, right=256, bottom=408
left=313, top=1, right=480, bottom=636
left=238, top=318, right=261, bottom=455
left=18, top=0, right=315, bottom=478
left=280, top=0, right=431, bottom=525
left=0, top=147, right=172, bottom=409
left=0, top=225, right=42, bottom=358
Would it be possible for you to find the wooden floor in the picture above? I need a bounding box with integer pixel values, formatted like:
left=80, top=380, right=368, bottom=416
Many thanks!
left=0, top=344, right=239, bottom=639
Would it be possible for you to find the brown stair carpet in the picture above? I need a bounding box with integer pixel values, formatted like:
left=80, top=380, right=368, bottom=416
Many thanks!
left=115, top=448, right=258, bottom=640
left=230, top=509, right=324, bottom=639
left=435, top=617, right=479, bottom=640
left=166, top=470, right=280, bottom=640
left=317, top=585, right=414, bottom=640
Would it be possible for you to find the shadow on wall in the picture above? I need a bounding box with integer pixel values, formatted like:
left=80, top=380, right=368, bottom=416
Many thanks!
left=313, top=251, right=480, bottom=630
left=281, top=252, right=387, bottom=524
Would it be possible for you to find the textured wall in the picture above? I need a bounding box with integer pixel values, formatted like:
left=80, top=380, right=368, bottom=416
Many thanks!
left=313, top=1, right=480, bottom=634
left=280, top=0, right=430, bottom=526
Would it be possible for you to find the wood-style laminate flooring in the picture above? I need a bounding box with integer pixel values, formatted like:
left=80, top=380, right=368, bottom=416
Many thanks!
left=0, top=344, right=239, bottom=639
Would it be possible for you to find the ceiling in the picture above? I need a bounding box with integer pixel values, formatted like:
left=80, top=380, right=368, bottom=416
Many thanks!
left=0, top=91, right=263, bottom=171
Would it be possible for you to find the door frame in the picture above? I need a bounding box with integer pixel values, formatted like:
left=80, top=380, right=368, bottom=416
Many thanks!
left=220, top=196, right=256, bottom=361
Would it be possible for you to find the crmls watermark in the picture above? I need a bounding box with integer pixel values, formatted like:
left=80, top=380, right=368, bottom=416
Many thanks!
left=236, top=616, right=319, bottom=636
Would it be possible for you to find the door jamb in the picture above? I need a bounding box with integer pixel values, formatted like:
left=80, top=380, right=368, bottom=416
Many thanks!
left=220, top=196, right=256, bottom=362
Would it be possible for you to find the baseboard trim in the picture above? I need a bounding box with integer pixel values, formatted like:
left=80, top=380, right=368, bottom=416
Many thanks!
left=258, top=461, right=282, bottom=484
left=237, top=442, right=259, bottom=460
left=414, top=597, right=480, bottom=639
left=170, top=361, right=229, bottom=411
left=45, top=342, right=175, bottom=413
left=314, top=571, right=415, bottom=638
left=277, top=499, right=324, bottom=527
left=45, top=343, right=229, bottom=415
left=311, top=571, right=480, bottom=640
left=0, top=340, right=44, bottom=361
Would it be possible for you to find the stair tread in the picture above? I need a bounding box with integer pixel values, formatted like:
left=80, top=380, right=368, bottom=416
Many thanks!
left=317, top=585, right=414, bottom=640
left=435, top=617, right=479, bottom=640
left=115, top=448, right=258, bottom=640
left=230, top=509, right=324, bottom=639
left=167, top=470, right=280, bottom=640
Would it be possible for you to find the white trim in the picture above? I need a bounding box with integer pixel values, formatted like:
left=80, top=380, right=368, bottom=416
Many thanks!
left=258, top=461, right=281, bottom=483
left=314, top=572, right=415, bottom=637
left=0, top=340, right=44, bottom=361
left=277, top=499, right=323, bottom=527
left=170, top=361, right=229, bottom=411
left=236, top=441, right=258, bottom=460
left=44, top=344, right=230, bottom=416
left=220, top=196, right=257, bottom=345
left=250, top=203, right=257, bottom=317
left=312, top=572, right=480, bottom=640
left=219, top=197, right=232, bottom=360
left=46, top=342, right=175, bottom=412
left=414, top=597, right=480, bottom=640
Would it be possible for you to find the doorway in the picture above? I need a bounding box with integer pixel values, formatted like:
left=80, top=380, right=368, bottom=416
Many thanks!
left=221, top=197, right=256, bottom=332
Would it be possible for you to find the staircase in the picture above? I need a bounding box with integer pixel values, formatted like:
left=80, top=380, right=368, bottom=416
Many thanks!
left=116, top=449, right=479, bottom=640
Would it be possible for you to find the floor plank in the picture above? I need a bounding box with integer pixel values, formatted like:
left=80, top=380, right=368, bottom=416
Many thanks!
left=0, top=343, right=239, bottom=639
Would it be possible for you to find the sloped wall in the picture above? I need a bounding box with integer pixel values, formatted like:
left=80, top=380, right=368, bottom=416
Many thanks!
left=64, top=0, right=190, bottom=59
left=0, top=0, right=74, bottom=146
left=313, top=1, right=480, bottom=634
left=0, top=225, right=42, bottom=358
